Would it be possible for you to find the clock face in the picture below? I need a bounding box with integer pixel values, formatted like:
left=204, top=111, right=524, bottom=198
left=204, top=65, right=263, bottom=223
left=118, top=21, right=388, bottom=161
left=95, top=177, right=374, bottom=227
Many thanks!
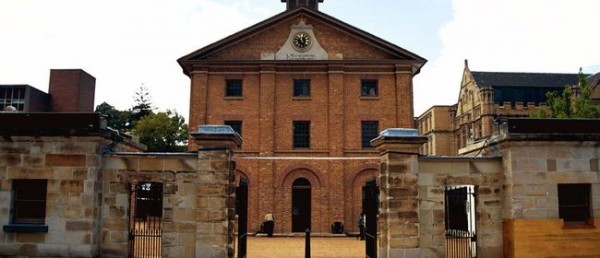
left=292, top=32, right=312, bottom=51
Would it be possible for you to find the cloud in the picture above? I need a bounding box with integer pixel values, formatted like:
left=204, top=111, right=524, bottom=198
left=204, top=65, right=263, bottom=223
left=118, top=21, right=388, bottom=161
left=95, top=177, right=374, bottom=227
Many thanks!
left=413, top=0, right=600, bottom=115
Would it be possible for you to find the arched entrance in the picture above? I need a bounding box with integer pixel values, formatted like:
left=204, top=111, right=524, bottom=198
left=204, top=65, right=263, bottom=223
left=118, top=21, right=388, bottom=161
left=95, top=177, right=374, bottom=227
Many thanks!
left=292, top=177, right=311, bottom=232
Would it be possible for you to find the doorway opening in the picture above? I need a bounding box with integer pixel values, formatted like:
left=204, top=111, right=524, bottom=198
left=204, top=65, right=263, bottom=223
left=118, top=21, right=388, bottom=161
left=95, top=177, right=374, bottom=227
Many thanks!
left=292, top=178, right=311, bottom=232
left=129, top=181, right=163, bottom=258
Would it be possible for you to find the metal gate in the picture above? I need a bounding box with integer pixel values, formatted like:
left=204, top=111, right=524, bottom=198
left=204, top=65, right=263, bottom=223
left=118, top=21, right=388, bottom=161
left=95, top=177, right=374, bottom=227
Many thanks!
left=236, top=177, right=248, bottom=258
left=444, top=185, right=476, bottom=258
left=363, top=180, right=378, bottom=258
left=129, top=182, right=163, bottom=258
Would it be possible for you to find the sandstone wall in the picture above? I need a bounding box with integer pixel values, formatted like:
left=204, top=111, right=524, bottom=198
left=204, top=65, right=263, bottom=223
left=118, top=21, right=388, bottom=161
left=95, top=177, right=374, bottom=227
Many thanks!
left=0, top=136, right=109, bottom=257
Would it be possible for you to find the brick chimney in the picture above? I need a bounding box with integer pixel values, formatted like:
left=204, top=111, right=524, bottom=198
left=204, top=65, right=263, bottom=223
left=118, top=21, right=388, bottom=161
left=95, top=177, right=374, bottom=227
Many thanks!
left=48, top=69, right=96, bottom=112
left=282, top=0, right=324, bottom=11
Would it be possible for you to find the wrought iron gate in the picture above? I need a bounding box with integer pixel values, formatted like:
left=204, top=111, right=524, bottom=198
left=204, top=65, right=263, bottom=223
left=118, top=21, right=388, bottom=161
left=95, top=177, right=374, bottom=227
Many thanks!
left=444, top=185, right=476, bottom=258
left=129, top=182, right=163, bottom=258
left=236, top=177, right=248, bottom=258
left=363, top=180, right=378, bottom=258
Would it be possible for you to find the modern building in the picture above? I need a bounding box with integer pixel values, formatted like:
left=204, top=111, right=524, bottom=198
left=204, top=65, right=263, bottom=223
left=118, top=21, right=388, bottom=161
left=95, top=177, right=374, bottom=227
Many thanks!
left=0, top=84, right=49, bottom=112
left=0, top=69, right=96, bottom=113
left=178, top=0, right=426, bottom=233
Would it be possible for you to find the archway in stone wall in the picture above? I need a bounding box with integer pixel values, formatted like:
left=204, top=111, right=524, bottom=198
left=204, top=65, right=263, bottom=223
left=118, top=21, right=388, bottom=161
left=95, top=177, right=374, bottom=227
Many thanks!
left=350, top=169, right=377, bottom=234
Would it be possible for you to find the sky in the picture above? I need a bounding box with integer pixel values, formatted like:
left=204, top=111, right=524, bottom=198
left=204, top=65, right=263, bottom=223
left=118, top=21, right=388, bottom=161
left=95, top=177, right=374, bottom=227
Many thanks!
left=1, top=0, right=599, bottom=122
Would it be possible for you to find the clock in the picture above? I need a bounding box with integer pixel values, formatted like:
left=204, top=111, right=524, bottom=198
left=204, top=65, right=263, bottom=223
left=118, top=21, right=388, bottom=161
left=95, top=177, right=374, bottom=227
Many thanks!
left=292, top=32, right=312, bottom=51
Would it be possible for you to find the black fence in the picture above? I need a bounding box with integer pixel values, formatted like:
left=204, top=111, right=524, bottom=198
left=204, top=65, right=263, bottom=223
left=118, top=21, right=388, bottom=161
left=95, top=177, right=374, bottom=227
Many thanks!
left=129, top=182, right=163, bottom=258
left=444, top=185, right=476, bottom=258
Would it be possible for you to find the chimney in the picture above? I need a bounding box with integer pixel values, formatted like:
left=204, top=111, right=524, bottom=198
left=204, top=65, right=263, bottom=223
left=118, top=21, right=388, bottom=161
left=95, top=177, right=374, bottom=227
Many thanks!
left=282, top=0, right=324, bottom=11
left=48, top=69, right=96, bottom=112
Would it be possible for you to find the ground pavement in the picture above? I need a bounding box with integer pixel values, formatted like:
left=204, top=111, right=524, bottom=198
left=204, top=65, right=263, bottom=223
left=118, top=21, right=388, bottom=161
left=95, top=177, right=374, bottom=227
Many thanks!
left=238, top=236, right=365, bottom=258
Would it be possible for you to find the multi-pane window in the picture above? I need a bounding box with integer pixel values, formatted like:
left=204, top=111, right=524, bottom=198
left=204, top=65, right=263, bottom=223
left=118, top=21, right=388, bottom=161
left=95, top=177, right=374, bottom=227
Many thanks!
left=225, top=80, right=243, bottom=97
left=11, top=180, right=47, bottom=224
left=361, top=121, right=379, bottom=149
left=225, top=120, right=242, bottom=137
left=361, top=80, right=378, bottom=97
left=0, top=87, right=26, bottom=111
left=293, top=121, right=310, bottom=148
left=558, top=184, right=592, bottom=225
left=293, top=80, right=311, bottom=97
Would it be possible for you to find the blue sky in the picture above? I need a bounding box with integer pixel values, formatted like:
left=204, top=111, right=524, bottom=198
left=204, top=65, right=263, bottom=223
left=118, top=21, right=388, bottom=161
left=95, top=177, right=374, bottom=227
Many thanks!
left=1, top=0, right=598, bottom=121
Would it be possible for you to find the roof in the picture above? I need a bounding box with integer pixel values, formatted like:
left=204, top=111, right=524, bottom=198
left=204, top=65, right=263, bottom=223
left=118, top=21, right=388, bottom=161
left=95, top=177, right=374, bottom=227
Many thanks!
left=178, top=7, right=426, bottom=75
left=587, top=72, right=600, bottom=87
left=471, top=72, right=579, bottom=88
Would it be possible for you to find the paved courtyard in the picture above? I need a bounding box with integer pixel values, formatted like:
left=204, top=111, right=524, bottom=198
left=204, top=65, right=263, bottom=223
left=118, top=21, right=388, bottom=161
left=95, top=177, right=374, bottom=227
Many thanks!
left=237, top=236, right=365, bottom=258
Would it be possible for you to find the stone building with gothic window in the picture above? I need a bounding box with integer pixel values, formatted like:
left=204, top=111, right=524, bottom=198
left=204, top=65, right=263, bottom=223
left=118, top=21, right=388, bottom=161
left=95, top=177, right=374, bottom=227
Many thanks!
left=417, top=60, right=600, bottom=156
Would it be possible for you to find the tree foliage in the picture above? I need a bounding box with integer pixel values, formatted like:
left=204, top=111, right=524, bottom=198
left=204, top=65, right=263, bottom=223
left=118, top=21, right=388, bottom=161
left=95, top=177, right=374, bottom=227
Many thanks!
left=132, top=110, right=188, bottom=152
left=531, top=68, right=600, bottom=118
left=130, top=86, right=154, bottom=126
left=95, top=102, right=132, bottom=131
left=95, top=87, right=188, bottom=152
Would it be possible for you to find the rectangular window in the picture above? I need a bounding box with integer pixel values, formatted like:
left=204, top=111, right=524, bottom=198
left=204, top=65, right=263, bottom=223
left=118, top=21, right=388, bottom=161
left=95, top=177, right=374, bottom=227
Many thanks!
left=224, top=120, right=242, bottom=137
left=361, top=80, right=378, bottom=97
left=558, top=184, right=592, bottom=225
left=0, top=87, right=26, bottom=111
left=293, top=121, right=310, bottom=148
left=225, top=80, right=243, bottom=97
left=11, top=180, right=47, bottom=224
left=361, top=121, right=379, bottom=149
left=293, top=79, right=311, bottom=97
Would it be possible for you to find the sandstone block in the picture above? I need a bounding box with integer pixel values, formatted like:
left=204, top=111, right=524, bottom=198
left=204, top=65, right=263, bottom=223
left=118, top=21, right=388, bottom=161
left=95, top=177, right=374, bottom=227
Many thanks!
left=66, top=220, right=92, bottom=231
left=60, top=180, right=84, bottom=193
left=46, top=154, right=86, bottom=167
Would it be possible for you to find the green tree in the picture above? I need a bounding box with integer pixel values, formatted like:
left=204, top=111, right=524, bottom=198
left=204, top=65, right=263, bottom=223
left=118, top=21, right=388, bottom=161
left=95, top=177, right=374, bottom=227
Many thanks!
left=130, top=86, right=154, bottom=127
left=132, top=110, right=188, bottom=152
left=95, top=102, right=133, bottom=131
left=531, top=68, right=600, bottom=118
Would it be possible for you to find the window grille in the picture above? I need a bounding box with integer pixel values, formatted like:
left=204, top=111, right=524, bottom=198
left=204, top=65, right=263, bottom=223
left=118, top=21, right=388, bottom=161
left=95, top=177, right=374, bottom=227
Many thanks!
left=293, top=121, right=310, bottom=148
left=361, top=121, right=379, bottom=149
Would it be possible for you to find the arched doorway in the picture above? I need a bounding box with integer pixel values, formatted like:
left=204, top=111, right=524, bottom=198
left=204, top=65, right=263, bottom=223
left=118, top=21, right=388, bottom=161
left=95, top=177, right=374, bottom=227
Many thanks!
left=292, top=177, right=311, bottom=232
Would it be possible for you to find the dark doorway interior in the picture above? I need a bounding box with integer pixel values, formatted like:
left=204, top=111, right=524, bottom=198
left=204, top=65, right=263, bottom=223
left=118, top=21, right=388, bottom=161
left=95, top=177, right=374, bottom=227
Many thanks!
left=292, top=178, right=311, bottom=232
left=362, top=179, right=378, bottom=258
left=236, top=177, right=248, bottom=258
left=129, top=182, right=163, bottom=258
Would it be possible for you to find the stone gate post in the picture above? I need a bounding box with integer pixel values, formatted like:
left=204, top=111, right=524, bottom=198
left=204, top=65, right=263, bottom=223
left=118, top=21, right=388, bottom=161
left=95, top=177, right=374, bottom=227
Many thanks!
left=371, top=128, right=428, bottom=258
left=191, top=125, right=242, bottom=258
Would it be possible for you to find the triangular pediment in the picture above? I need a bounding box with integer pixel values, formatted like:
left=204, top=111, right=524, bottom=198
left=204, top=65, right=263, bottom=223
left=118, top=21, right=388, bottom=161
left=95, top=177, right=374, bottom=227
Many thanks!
left=178, top=7, right=426, bottom=75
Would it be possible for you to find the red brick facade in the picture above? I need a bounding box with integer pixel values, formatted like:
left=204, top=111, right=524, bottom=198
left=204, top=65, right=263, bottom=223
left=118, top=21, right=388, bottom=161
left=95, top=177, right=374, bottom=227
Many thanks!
left=179, top=6, right=425, bottom=233
left=48, top=69, right=96, bottom=112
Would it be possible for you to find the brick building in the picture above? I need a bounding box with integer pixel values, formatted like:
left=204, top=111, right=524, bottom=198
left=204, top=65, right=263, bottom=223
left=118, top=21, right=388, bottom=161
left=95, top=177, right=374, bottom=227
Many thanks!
left=178, top=1, right=426, bottom=233
left=0, top=69, right=95, bottom=113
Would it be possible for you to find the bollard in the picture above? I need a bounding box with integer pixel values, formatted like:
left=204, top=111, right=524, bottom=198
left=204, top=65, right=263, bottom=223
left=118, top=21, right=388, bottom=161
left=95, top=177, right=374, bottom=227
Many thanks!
left=305, top=228, right=311, bottom=258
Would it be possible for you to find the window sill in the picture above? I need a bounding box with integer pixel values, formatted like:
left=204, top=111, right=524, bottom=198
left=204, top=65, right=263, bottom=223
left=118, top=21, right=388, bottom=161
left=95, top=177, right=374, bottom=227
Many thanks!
left=224, top=96, right=244, bottom=100
left=292, top=96, right=311, bottom=100
left=562, top=219, right=595, bottom=229
left=360, top=96, right=380, bottom=100
left=3, top=224, right=48, bottom=233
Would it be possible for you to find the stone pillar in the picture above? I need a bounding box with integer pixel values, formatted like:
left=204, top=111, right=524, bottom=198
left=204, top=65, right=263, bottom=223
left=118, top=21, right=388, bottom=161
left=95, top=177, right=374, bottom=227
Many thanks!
left=371, top=128, right=427, bottom=258
left=191, top=125, right=242, bottom=258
